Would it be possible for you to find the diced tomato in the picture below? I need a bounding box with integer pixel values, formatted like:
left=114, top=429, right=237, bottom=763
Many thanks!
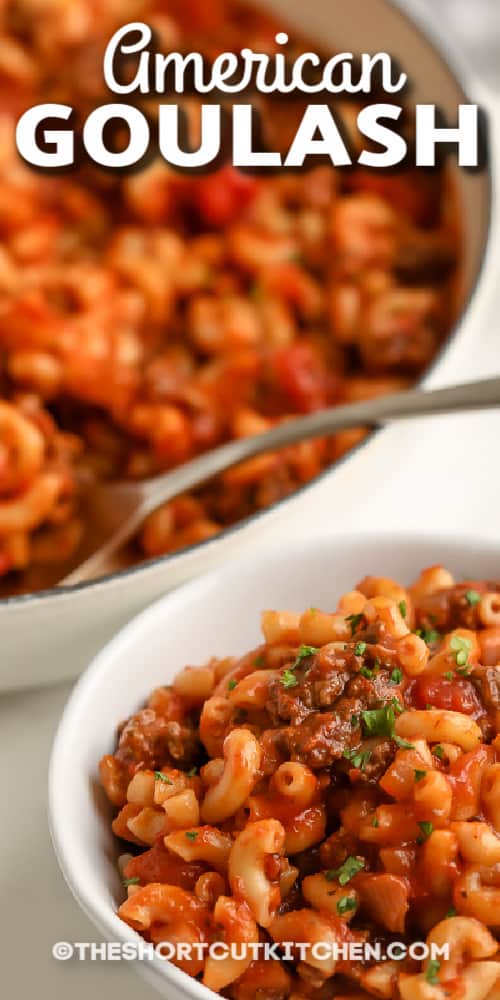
left=412, top=676, right=483, bottom=716
left=274, top=343, right=331, bottom=413
left=193, top=167, right=260, bottom=227
left=124, top=841, right=206, bottom=889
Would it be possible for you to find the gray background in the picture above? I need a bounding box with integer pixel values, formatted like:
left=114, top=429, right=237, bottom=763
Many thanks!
left=399, top=0, right=500, bottom=87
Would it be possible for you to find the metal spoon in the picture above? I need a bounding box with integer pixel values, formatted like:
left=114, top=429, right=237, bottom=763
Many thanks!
left=59, top=375, right=500, bottom=586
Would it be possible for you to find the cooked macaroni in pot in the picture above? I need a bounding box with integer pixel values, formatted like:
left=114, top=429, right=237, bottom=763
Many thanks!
left=0, top=2, right=459, bottom=594
left=100, top=567, right=500, bottom=999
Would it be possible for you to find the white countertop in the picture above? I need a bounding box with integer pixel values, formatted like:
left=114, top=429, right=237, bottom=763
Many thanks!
left=3, top=2, right=500, bottom=997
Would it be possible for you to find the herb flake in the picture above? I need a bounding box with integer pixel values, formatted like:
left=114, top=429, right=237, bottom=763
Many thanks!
left=417, top=821, right=434, bottom=843
left=465, top=589, right=481, bottom=607
left=346, top=613, right=364, bottom=635
left=325, top=856, right=365, bottom=886
left=343, top=747, right=372, bottom=771
left=154, top=771, right=173, bottom=785
left=426, top=960, right=441, bottom=985
left=337, top=895, right=357, bottom=916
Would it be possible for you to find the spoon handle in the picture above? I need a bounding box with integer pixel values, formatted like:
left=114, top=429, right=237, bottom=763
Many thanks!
left=139, top=376, right=500, bottom=514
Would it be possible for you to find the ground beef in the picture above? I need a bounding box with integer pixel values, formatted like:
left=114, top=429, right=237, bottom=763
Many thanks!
left=268, top=641, right=403, bottom=770
left=267, top=645, right=356, bottom=726
left=116, top=708, right=200, bottom=771
left=474, top=666, right=500, bottom=713
left=343, top=671, right=402, bottom=709
left=319, top=828, right=363, bottom=870
left=355, top=739, right=396, bottom=783
left=473, top=666, right=500, bottom=740
left=287, top=709, right=359, bottom=769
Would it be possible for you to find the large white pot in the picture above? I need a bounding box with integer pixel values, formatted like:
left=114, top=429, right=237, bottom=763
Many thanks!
left=3, top=0, right=496, bottom=692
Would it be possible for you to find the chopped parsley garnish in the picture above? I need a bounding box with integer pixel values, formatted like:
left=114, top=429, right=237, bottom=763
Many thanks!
left=394, top=736, right=415, bottom=750
left=372, top=816, right=379, bottom=828
left=444, top=671, right=454, bottom=681
left=361, top=704, right=395, bottom=738
left=417, top=821, right=434, bottom=843
left=325, top=856, right=365, bottom=885
left=345, top=612, right=364, bottom=635
left=185, top=831, right=199, bottom=841
left=457, top=664, right=473, bottom=677
left=445, top=907, right=457, bottom=918
left=390, top=668, right=402, bottom=685
left=122, top=876, right=140, bottom=886
left=360, top=666, right=373, bottom=679
left=399, top=600, right=407, bottom=619
left=254, top=654, right=265, bottom=668
left=355, top=641, right=367, bottom=656
left=361, top=699, right=403, bottom=740
left=281, top=646, right=318, bottom=688
left=154, top=771, right=173, bottom=784
left=414, top=770, right=427, bottom=782
left=465, top=589, right=481, bottom=607
left=343, top=748, right=372, bottom=771
left=187, top=767, right=198, bottom=777
left=293, top=645, right=319, bottom=665
left=450, top=634, right=472, bottom=668
left=415, top=628, right=441, bottom=645
left=227, top=679, right=238, bottom=691
left=426, top=960, right=441, bottom=985
left=433, top=745, right=445, bottom=760
left=309, top=607, right=318, bottom=616
left=337, top=895, right=357, bottom=916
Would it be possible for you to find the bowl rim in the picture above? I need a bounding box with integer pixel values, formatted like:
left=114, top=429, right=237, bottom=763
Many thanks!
left=2, top=0, right=493, bottom=610
left=48, top=527, right=500, bottom=1000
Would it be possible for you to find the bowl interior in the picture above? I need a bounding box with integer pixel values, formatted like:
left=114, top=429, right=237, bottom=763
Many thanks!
left=49, top=531, right=500, bottom=999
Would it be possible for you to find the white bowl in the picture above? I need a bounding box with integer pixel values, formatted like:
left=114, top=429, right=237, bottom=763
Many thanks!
left=49, top=531, right=500, bottom=1000
left=1, top=0, right=496, bottom=693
